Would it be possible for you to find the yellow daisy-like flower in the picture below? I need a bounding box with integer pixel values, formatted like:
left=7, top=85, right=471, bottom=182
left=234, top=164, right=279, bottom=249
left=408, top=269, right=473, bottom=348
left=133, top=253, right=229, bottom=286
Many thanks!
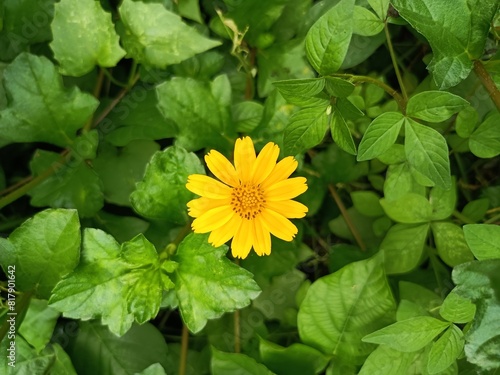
left=186, top=136, right=308, bottom=259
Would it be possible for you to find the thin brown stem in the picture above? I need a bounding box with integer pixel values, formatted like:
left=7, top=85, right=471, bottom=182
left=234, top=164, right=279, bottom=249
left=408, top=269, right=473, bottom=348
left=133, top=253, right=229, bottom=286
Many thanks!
left=384, top=22, right=408, bottom=101
left=473, top=60, right=500, bottom=111
left=328, top=184, right=366, bottom=251
left=179, top=323, right=189, bottom=375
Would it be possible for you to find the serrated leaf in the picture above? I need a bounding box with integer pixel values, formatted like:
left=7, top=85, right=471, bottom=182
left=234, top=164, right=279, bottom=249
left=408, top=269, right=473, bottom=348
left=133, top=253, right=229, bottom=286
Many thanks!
left=49, top=230, right=174, bottom=336
left=330, top=106, right=357, bottom=155
left=284, top=106, right=329, bottom=155
left=211, top=347, right=274, bottom=375
left=172, top=233, right=261, bottom=333
left=298, top=254, right=396, bottom=364
left=273, top=78, right=328, bottom=107
left=50, top=0, right=125, bottom=76
left=67, top=321, right=169, bottom=375
left=359, top=344, right=419, bottom=375
left=381, top=223, right=429, bottom=274
left=118, top=0, right=221, bottom=68
left=28, top=149, right=104, bottom=218
left=358, top=112, right=405, bottom=161
left=0, top=53, right=98, bottom=147
left=392, top=0, right=498, bottom=89
left=380, top=193, right=432, bottom=223
left=259, top=339, right=330, bottom=375
left=156, top=77, right=234, bottom=151
left=130, top=146, right=204, bottom=224
left=463, top=224, right=500, bottom=260
left=440, top=291, right=476, bottom=324
left=0, top=209, right=80, bottom=299
left=406, top=91, right=469, bottom=122
left=427, top=324, right=464, bottom=374
left=94, top=141, right=160, bottom=207
left=404, top=118, right=451, bottom=189
left=362, top=316, right=450, bottom=352
left=305, top=0, right=355, bottom=75
left=353, top=6, right=384, bottom=36
left=469, top=112, right=500, bottom=158
left=432, top=222, right=474, bottom=267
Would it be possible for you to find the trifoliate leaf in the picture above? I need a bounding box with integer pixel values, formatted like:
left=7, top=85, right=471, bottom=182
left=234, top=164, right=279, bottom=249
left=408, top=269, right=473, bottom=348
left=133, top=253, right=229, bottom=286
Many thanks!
left=0, top=53, right=98, bottom=147
left=50, top=0, right=126, bottom=76
left=49, top=229, right=175, bottom=336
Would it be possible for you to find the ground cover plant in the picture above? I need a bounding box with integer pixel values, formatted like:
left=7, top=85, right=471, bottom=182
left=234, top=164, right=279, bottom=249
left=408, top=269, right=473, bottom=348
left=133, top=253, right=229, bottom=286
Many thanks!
left=0, top=0, right=499, bottom=374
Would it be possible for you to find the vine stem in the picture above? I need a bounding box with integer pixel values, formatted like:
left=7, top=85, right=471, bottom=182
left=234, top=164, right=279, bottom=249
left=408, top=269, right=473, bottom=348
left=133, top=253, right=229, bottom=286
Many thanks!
left=473, top=60, right=500, bottom=111
left=328, top=184, right=366, bottom=251
left=179, top=323, right=189, bottom=375
left=384, top=22, right=408, bottom=102
left=82, top=68, right=105, bottom=134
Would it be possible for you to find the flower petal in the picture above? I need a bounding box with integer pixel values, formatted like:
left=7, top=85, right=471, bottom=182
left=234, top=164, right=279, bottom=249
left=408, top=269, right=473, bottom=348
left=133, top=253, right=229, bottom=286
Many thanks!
left=251, top=142, right=279, bottom=185
left=253, top=218, right=271, bottom=256
left=186, top=174, right=232, bottom=199
left=261, top=156, right=298, bottom=189
left=209, top=213, right=242, bottom=247
left=187, top=197, right=231, bottom=218
left=231, top=219, right=253, bottom=259
left=265, top=200, right=308, bottom=218
left=205, top=150, right=239, bottom=187
left=234, top=137, right=256, bottom=183
left=191, top=205, right=234, bottom=233
left=259, top=208, right=298, bottom=242
left=265, top=177, right=308, bottom=201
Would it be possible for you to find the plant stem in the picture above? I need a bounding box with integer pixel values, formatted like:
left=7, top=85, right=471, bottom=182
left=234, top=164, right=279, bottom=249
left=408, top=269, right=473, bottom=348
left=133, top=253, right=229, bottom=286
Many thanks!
left=473, top=60, right=500, bottom=111
left=384, top=22, right=408, bottom=102
left=452, top=210, right=475, bottom=224
left=82, top=68, right=105, bottom=134
left=179, top=323, right=189, bottom=375
left=485, top=212, right=500, bottom=224
left=328, top=184, right=366, bottom=251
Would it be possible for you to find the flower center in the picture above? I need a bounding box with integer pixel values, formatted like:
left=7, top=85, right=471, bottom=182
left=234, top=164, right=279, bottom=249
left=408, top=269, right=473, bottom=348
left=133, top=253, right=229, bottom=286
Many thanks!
left=231, top=183, right=266, bottom=220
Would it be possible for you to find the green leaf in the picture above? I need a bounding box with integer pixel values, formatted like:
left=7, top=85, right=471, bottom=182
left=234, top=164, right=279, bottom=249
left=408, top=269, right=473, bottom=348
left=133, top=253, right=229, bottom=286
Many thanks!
left=130, top=146, right=204, bottom=224
left=49, top=230, right=174, bottom=336
left=406, top=91, right=469, bottom=122
left=298, top=254, right=396, bottom=364
left=461, top=198, right=489, bottom=223
left=177, top=0, right=203, bottom=23
left=455, top=106, right=478, bottom=138
left=211, top=347, right=274, bottom=375
left=259, top=339, right=330, bottom=375
left=135, top=363, right=167, bottom=375
left=18, top=299, right=60, bottom=353
left=439, top=291, right=476, bottom=324
left=463, top=224, right=500, bottom=260
left=324, top=77, right=355, bottom=98
left=305, top=0, right=355, bottom=75
left=383, top=162, right=426, bottom=201
left=93, top=141, right=160, bottom=207
left=351, top=191, right=385, bottom=217
left=330, top=106, right=357, bottom=155
left=357, top=112, right=405, bottom=161
left=453, top=259, right=500, bottom=371
left=273, top=78, right=327, bottom=107
left=156, top=77, right=234, bottom=151
left=359, top=345, right=419, bottom=375
left=172, top=233, right=261, bottom=333
left=29, top=149, right=104, bottom=218
left=367, top=0, right=390, bottom=20
left=103, top=88, right=177, bottom=147
left=353, top=6, right=384, bottom=36
left=362, top=316, right=450, bottom=352
left=427, top=324, right=464, bottom=375
left=232, top=101, right=264, bottom=133
left=432, top=222, right=474, bottom=267
left=0, top=209, right=80, bottom=299
left=381, top=223, right=429, bottom=274
left=429, top=181, right=456, bottom=220
left=404, top=118, right=451, bottom=189
left=118, top=0, right=221, bottom=68
left=399, top=281, right=441, bottom=313
left=50, top=0, right=125, bottom=76
left=284, top=106, right=329, bottom=155
left=67, top=321, right=169, bottom=375
left=380, top=193, right=432, bottom=223
left=469, top=112, right=500, bottom=158
left=392, top=0, right=498, bottom=89
left=0, top=53, right=98, bottom=147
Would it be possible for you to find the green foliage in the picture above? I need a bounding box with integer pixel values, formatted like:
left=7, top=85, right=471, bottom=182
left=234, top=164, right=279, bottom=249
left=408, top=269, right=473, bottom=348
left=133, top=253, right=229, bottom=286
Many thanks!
left=0, top=0, right=499, bottom=373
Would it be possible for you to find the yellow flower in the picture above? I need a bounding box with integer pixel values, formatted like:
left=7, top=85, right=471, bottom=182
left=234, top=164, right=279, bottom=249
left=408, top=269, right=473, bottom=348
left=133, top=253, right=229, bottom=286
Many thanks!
left=186, top=137, right=308, bottom=259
